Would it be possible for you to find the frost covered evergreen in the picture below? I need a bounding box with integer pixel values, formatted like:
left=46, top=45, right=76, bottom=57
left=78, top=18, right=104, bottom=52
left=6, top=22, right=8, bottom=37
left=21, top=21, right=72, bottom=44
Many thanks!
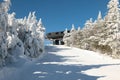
left=63, top=24, right=76, bottom=46
left=63, top=0, right=120, bottom=58
left=17, top=12, right=45, bottom=58
left=0, top=0, right=45, bottom=66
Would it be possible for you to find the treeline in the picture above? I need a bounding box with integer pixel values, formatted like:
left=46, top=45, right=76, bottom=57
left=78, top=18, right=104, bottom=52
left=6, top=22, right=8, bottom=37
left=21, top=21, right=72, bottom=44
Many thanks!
left=63, top=0, right=120, bottom=58
left=0, top=0, right=45, bottom=66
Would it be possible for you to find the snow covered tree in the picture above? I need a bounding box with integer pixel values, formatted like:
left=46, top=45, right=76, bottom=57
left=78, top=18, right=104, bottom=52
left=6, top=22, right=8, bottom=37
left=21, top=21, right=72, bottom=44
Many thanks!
left=0, top=0, right=10, bottom=66
left=6, top=12, right=24, bottom=63
left=63, top=28, right=71, bottom=46
left=77, top=26, right=81, bottom=31
left=70, top=24, right=76, bottom=32
left=97, top=11, right=102, bottom=21
left=87, top=11, right=105, bottom=51
left=98, top=0, right=120, bottom=57
left=105, top=0, right=120, bottom=22
left=70, top=27, right=85, bottom=48
left=37, top=18, right=45, bottom=50
left=17, top=12, right=45, bottom=58
left=0, top=0, right=45, bottom=66
left=82, top=18, right=94, bottom=38
left=63, top=24, right=77, bottom=47
left=69, top=24, right=77, bottom=47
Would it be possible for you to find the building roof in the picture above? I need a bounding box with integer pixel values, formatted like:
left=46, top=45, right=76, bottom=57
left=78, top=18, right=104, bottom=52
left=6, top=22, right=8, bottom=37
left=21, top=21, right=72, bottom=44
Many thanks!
left=46, top=30, right=70, bottom=40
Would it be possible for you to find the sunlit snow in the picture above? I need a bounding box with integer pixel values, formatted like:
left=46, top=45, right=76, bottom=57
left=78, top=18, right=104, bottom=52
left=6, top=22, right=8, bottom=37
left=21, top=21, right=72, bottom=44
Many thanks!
left=0, top=45, right=120, bottom=80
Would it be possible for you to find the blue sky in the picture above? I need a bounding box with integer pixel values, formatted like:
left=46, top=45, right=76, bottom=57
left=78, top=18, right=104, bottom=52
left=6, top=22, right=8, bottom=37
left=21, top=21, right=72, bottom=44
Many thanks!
left=1, top=0, right=110, bottom=33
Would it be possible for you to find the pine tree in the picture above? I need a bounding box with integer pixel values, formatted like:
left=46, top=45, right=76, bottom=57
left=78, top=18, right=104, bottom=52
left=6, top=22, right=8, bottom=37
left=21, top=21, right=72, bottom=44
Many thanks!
left=77, top=26, right=81, bottom=31
left=106, top=0, right=120, bottom=22
left=97, top=11, right=102, bottom=21
left=70, top=24, right=76, bottom=32
left=63, top=28, right=70, bottom=46
left=99, top=0, right=120, bottom=57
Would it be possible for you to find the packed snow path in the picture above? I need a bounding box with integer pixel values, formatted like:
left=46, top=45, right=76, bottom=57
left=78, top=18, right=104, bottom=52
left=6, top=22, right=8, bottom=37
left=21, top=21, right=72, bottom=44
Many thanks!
left=1, top=45, right=120, bottom=80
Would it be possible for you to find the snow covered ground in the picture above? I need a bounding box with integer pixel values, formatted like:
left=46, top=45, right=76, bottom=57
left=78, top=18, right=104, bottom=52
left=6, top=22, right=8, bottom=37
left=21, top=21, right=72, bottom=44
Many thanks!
left=0, top=45, right=120, bottom=80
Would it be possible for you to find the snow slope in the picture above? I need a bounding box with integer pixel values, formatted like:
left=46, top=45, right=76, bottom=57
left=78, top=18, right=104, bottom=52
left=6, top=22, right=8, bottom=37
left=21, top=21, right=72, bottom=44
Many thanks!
left=0, top=45, right=120, bottom=80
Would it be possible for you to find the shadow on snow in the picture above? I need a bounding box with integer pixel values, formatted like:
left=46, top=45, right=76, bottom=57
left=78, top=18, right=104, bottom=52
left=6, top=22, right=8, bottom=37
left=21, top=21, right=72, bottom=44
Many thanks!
left=8, top=46, right=120, bottom=80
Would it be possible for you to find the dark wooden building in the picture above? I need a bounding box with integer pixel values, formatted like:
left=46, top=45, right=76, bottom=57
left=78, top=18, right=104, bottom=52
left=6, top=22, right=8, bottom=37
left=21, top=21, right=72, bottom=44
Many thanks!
left=46, top=30, right=70, bottom=45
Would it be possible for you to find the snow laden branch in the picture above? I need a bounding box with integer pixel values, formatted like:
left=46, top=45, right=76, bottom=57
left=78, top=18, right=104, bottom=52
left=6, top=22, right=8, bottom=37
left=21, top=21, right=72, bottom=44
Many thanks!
left=63, top=0, right=120, bottom=59
left=0, top=0, right=45, bottom=66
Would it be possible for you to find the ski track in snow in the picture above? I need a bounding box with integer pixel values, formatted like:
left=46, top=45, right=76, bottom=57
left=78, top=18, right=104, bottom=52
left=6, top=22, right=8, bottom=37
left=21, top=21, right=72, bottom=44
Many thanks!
left=0, top=45, right=120, bottom=80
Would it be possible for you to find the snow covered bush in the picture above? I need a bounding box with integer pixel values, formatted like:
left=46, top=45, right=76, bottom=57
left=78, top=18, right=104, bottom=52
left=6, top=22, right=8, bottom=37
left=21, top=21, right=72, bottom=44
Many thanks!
left=63, top=0, right=120, bottom=58
left=0, top=0, right=45, bottom=66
